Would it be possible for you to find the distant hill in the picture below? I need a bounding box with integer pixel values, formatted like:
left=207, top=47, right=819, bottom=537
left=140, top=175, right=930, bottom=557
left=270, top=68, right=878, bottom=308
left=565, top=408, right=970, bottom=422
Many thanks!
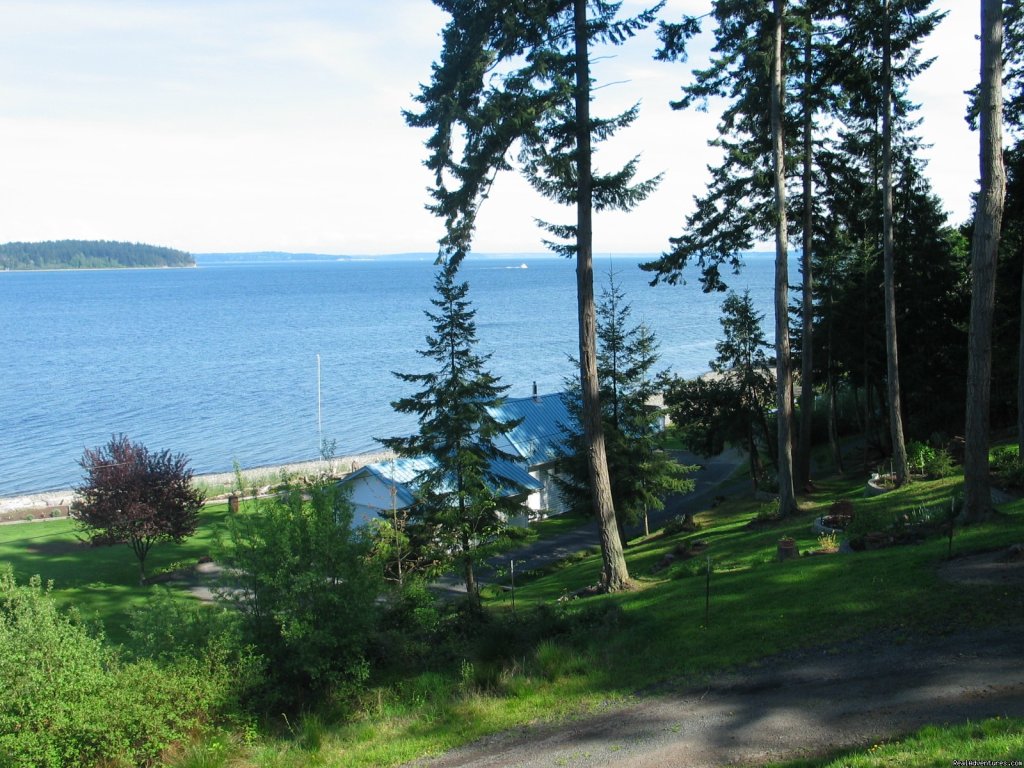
left=195, top=251, right=438, bottom=265
left=197, top=251, right=356, bottom=264
left=0, top=240, right=195, bottom=270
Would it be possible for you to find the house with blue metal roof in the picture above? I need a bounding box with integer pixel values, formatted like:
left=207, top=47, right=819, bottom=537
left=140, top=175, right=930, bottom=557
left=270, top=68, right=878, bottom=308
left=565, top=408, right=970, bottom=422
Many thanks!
left=341, top=453, right=543, bottom=529
left=341, top=389, right=576, bottom=526
left=485, top=390, right=575, bottom=515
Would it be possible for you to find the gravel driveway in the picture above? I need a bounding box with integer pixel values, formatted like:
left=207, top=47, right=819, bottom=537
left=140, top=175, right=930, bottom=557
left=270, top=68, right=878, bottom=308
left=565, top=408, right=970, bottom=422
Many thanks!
left=411, top=627, right=1024, bottom=767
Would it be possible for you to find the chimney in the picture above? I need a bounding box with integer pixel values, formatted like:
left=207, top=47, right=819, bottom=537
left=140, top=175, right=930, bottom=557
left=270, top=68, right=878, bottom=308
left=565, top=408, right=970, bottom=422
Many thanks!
left=532, top=381, right=540, bottom=403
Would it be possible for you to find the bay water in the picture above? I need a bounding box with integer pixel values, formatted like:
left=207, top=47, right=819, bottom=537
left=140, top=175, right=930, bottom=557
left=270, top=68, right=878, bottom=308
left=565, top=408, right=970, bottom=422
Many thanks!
left=0, top=253, right=781, bottom=496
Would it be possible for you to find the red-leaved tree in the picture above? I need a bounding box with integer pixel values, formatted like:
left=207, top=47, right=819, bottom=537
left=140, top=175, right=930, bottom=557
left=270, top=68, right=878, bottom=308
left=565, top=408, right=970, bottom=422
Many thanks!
left=72, top=434, right=204, bottom=583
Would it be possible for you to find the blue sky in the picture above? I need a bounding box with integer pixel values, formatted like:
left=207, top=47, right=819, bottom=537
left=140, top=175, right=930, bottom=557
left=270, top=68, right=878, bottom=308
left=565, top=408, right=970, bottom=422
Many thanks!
left=0, top=1, right=979, bottom=255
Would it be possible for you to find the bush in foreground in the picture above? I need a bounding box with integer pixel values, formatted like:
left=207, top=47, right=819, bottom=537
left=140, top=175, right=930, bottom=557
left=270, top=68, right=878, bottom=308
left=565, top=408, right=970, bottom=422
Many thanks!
left=217, top=477, right=382, bottom=711
left=0, top=567, right=237, bottom=768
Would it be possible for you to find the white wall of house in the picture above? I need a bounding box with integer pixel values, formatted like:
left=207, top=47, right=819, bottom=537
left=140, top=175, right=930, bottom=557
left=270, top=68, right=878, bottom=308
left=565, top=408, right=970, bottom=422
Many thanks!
left=343, top=472, right=405, bottom=529
left=526, top=465, right=567, bottom=517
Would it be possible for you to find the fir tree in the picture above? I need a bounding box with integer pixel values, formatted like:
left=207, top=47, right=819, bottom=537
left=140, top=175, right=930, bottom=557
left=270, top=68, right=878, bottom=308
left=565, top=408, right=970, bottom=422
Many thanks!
left=964, top=0, right=1007, bottom=521
left=381, top=260, right=525, bottom=607
left=405, top=0, right=662, bottom=591
left=642, top=0, right=842, bottom=515
left=557, top=272, right=694, bottom=539
left=665, top=290, right=775, bottom=490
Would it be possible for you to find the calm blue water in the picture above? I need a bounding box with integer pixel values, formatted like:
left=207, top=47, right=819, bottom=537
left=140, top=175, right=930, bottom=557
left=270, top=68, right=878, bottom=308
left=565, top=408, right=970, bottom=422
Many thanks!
left=0, top=254, right=782, bottom=496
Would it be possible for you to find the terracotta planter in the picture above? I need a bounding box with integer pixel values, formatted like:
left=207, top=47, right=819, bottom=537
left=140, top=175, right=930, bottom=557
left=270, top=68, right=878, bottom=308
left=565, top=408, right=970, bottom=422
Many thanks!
left=777, top=537, right=798, bottom=561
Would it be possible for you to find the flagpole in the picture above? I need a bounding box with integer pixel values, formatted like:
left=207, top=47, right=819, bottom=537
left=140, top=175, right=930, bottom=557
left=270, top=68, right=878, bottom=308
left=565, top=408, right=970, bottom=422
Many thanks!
left=316, top=353, right=323, bottom=454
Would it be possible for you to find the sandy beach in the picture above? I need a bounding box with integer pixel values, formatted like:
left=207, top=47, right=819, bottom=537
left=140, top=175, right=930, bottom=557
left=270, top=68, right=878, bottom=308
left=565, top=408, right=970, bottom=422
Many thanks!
left=0, top=449, right=394, bottom=520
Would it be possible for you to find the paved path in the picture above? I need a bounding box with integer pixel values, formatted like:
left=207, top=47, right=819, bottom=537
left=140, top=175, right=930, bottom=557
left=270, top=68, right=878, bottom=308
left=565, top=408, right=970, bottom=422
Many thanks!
left=412, top=627, right=1024, bottom=767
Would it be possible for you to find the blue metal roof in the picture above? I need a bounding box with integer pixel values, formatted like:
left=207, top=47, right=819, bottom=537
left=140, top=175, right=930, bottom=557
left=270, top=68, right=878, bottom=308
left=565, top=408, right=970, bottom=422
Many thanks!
left=486, top=392, right=575, bottom=467
left=343, top=452, right=541, bottom=506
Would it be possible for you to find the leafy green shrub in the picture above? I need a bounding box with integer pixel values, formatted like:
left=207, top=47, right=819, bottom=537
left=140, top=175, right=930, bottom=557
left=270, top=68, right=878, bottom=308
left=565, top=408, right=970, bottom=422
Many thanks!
left=217, top=478, right=381, bottom=711
left=923, top=447, right=956, bottom=479
left=991, top=447, right=1024, bottom=488
left=663, top=514, right=700, bottom=535
left=906, top=440, right=936, bottom=475
left=372, top=578, right=445, bottom=672
left=670, top=560, right=706, bottom=579
left=469, top=601, right=623, bottom=678
left=0, top=567, right=232, bottom=768
left=127, top=588, right=264, bottom=712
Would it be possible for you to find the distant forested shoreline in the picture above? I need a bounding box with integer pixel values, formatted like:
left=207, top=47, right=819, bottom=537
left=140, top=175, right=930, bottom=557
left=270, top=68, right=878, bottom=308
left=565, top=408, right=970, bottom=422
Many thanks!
left=0, top=240, right=195, bottom=270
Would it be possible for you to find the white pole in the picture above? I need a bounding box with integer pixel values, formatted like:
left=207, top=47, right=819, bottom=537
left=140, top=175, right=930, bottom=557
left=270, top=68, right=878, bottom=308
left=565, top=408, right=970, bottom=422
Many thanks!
left=317, top=353, right=323, bottom=453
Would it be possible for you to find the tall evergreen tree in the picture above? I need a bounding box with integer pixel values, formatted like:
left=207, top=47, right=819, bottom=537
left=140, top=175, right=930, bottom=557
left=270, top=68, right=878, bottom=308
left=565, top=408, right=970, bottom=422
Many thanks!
left=813, top=139, right=968, bottom=451
left=406, top=0, right=661, bottom=591
left=963, top=0, right=1007, bottom=521
left=665, top=290, right=775, bottom=489
left=880, top=0, right=910, bottom=485
left=557, top=272, right=694, bottom=538
left=646, top=0, right=818, bottom=514
left=769, top=0, right=798, bottom=514
left=381, top=260, right=525, bottom=606
left=827, top=0, right=942, bottom=469
left=795, top=8, right=817, bottom=491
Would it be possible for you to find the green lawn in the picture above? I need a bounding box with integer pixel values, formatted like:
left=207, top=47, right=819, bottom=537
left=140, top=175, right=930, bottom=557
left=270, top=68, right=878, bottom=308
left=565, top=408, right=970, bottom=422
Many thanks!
left=516, top=509, right=591, bottom=544
left=0, top=502, right=233, bottom=644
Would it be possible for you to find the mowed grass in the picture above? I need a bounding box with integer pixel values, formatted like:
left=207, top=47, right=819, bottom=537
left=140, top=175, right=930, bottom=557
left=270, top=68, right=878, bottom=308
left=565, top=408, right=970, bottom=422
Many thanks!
left=0, top=501, right=234, bottom=644
left=2, top=471, right=1023, bottom=767
left=489, top=473, right=1022, bottom=690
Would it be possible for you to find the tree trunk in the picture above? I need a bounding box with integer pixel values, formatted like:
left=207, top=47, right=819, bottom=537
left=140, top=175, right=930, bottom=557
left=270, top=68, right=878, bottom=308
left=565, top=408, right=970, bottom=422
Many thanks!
left=882, top=0, right=909, bottom=485
left=828, top=371, right=844, bottom=474
left=463, top=550, right=478, bottom=607
left=132, top=537, right=150, bottom=585
left=770, top=0, right=798, bottom=516
left=797, top=20, right=815, bottom=492
left=827, top=311, right=845, bottom=473
left=964, top=0, right=1006, bottom=522
left=749, top=424, right=762, bottom=489
left=1018, top=246, right=1024, bottom=459
left=459, top=480, right=479, bottom=605
left=574, top=0, right=629, bottom=589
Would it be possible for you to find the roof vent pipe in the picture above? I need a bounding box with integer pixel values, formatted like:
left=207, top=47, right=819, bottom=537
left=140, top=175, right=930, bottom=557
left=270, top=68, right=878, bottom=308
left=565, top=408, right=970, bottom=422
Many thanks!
left=533, top=381, right=539, bottom=403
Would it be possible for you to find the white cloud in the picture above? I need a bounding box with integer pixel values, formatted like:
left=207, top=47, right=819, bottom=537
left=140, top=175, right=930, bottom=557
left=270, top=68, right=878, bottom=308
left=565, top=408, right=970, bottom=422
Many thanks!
left=0, top=1, right=985, bottom=254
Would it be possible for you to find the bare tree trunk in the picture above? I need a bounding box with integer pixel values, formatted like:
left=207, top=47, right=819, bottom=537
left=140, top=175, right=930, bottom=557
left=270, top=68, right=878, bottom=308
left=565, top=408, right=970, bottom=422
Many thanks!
left=797, top=22, right=815, bottom=491
left=965, top=0, right=1006, bottom=522
left=826, top=300, right=844, bottom=473
left=828, top=370, right=844, bottom=474
left=459, top=488, right=479, bottom=607
left=749, top=425, right=762, bottom=490
left=1018, top=257, right=1024, bottom=458
left=771, top=0, right=798, bottom=516
left=463, top=550, right=478, bottom=607
left=882, top=0, right=909, bottom=485
left=574, top=0, right=629, bottom=589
